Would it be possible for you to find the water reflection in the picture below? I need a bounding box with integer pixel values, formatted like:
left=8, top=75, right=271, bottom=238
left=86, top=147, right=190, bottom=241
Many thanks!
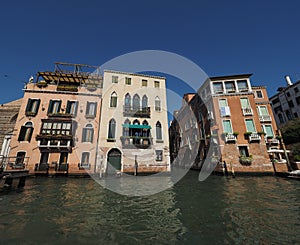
left=0, top=173, right=299, bottom=244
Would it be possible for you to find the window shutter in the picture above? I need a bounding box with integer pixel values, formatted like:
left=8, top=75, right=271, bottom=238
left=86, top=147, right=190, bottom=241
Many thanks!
left=35, top=99, right=41, bottom=114
left=25, top=99, right=32, bottom=112
left=48, top=100, right=53, bottom=114
left=28, top=128, right=33, bottom=142
left=82, top=128, right=87, bottom=142
left=66, top=101, right=71, bottom=114
left=18, top=127, right=26, bottom=141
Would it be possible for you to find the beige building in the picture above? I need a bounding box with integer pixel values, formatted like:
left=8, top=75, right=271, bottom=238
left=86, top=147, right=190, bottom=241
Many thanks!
left=98, top=70, right=170, bottom=174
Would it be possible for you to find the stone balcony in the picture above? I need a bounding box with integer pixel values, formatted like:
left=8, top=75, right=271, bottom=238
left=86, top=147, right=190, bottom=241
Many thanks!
left=249, top=133, right=261, bottom=142
left=242, top=107, right=253, bottom=116
left=259, top=115, right=272, bottom=122
left=225, top=133, right=237, bottom=143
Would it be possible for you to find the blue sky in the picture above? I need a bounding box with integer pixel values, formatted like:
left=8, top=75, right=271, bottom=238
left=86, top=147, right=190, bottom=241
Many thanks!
left=1, top=0, right=299, bottom=106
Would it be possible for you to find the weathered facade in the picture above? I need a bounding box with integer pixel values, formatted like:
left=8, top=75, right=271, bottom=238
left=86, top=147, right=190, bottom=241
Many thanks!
left=7, top=63, right=102, bottom=175
left=170, top=74, right=289, bottom=174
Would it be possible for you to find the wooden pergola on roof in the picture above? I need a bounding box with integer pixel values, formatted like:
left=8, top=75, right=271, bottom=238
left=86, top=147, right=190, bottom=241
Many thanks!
left=36, top=62, right=102, bottom=86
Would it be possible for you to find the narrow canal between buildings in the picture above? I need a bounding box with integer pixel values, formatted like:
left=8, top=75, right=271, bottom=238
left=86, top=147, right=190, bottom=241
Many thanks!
left=0, top=171, right=299, bottom=244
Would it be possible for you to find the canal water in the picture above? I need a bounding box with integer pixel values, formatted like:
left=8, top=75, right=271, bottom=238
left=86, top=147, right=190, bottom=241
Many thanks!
left=0, top=171, right=299, bottom=244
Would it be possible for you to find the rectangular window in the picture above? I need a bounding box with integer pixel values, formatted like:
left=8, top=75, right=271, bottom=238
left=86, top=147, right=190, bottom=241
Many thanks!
left=112, top=75, right=118, bottom=83
left=81, top=152, right=90, bottom=165
left=48, top=100, right=61, bottom=114
left=272, top=98, right=279, bottom=104
left=155, top=150, right=163, bottom=161
left=154, top=81, right=160, bottom=88
left=237, top=80, right=248, bottom=91
left=288, top=100, right=294, bottom=108
left=142, top=79, right=147, bottom=87
left=222, top=120, right=233, bottom=133
left=125, top=77, right=131, bottom=85
left=213, top=82, right=223, bottom=93
left=16, top=152, right=26, bottom=165
left=263, top=125, right=274, bottom=137
left=40, top=152, right=49, bottom=164
left=40, top=121, right=72, bottom=136
left=294, top=87, right=299, bottom=93
left=225, top=81, right=235, bottom=93
left=219, top=99, right=230, bottom=117
left=240, top=98, right=250, bottom=108
left=245, top=119, right=256, bottom=132
left=86, top=102, right=97, bottom=117
left=239, top=146, right=249, bottom=157
left=25, top=98, right=40, bottom=116
left=59, top=152, right=68, bottom=164
left=258, top=106, right=269, bottom=115
left=296, top=96, right=300, bottom=105
left=66, top=101, right=78, bottom=116
left=256, top=90, right=263, bottom=98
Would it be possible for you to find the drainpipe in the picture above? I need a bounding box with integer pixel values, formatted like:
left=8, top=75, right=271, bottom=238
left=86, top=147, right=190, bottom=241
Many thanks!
left=94, top=92, right=103, bottom=175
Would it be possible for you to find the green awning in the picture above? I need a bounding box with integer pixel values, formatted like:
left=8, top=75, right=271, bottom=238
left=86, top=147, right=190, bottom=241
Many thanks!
left=122, top=124, right=151, bottom=129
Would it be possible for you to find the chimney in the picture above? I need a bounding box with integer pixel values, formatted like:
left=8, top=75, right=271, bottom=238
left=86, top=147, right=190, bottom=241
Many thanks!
left=285, top=75, right=293, bottom=86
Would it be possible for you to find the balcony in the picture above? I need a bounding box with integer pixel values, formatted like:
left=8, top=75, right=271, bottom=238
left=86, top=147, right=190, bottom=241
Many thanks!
left=78, top=163, right=91, bottom=169
left=249, top=133, right=261, bottom=142
left=36, top=134, right=73, bottom=140
left=1, top=156, right=29, bottom=170
left=242, top=107, right=253, bottom=116
left=225, top=133, right=237, bottom=143
left=37, top=138, right=72, bottom=152
left=47, top=112, right=72, bottom=118
left=120, top=136, right=152, bottom=149
left=265, top=137, right=279, bottom=145
left=123, top=106, right=151, bottom=118
left=259, top=115, right=271, bottom=122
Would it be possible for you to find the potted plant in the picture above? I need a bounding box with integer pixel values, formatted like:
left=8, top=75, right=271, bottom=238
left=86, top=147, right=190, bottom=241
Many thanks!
left=244, top=131, right=252, bottom=139
left=233, top=132, right=239, bottom=137
left=257, top=131, right=266, bottom=136
left=239, top=155, right=253, bottom=166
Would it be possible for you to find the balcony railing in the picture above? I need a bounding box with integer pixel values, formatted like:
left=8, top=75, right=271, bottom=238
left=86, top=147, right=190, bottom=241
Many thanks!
left=225, top=133, right=237, bottom=143
left=120, top=136, right=152, bottom=149
left=265, top=137, right=279, bottom=145
left=78, top=163, right=91, bottom=169
left=242, top=107, right=253, bottom=116
left=47, top=112, right=72, bottom=118
left=259, top=115, right=271, bottom=122
left=249, top=133, right=261, bottom=142
left=0, top=156, right=29, bottom=170
left=123, top=106, right=151, bottom=118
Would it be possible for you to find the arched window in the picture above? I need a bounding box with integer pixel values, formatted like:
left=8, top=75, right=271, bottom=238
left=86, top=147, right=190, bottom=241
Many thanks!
left=82, top=123, right=94, bottom=143
left=142, top=120, right=149, bottom=137
left=123, top=119, right=130, bottom=136
left=133, top=94, right=140, bottom=111
left=156, top=121, right=162, bottom=140
left=142, top=95, right=148, bottom=109
left=155, top=97, right=161, bottom=111
left=108, top=119, right=116, bottom=139
left=124, top=93, right=131, bottom=109
left=18, top=122, right=33, bottom=142
left=133, top=119, right=140, bottom=125
left=110, top=92, right=117, bottom=107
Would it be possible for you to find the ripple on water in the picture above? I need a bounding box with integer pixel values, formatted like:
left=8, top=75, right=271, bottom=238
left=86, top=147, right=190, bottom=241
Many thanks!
left=0, top=173, right=299, bottom=244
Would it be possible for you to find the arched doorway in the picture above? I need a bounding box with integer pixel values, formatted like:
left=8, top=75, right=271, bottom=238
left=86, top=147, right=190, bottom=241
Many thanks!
left=107, top=148, right=122, bottom=174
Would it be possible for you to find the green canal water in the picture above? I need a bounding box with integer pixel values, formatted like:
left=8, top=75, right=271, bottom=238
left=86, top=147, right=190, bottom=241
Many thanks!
left=0, top=171, right=299, bottom=244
